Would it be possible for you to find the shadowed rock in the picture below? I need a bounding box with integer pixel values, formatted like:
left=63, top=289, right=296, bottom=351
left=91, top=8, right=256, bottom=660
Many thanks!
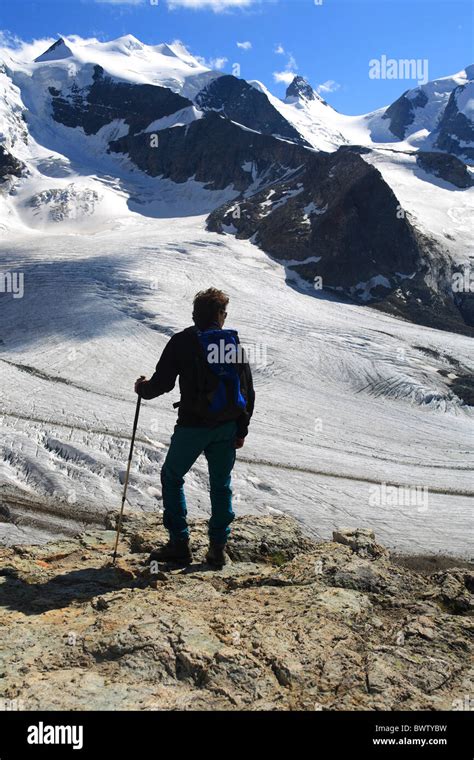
left=416, top=151, right=473, bottom=188
left=435, top=81, right=474, bottom=161
left=51, top=66, right=192, bottom=136
left=0, top=145, right=25, bottom=183
left=286, top=76, right=319, bottom=103
left=196, top=75, right=308, bottom=144
left=382, top=89, right=428, bottom=140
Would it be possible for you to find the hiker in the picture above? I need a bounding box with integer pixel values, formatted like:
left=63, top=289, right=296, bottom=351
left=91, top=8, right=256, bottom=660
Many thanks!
left=134, top=288, right=255, bottom=568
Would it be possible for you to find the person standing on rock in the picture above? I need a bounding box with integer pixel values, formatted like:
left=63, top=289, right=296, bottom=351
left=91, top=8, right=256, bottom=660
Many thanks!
left=134, top=288, right=255, bottom=568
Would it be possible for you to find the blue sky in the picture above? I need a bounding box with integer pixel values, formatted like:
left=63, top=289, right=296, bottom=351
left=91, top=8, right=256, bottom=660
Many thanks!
left=0, top=0, right=472, bottom=113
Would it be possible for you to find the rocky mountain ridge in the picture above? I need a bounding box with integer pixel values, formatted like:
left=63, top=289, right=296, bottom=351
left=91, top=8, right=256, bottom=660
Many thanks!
left=0, top=513, right=472, bottom=711
left=0, top=36, right=473, bottom=332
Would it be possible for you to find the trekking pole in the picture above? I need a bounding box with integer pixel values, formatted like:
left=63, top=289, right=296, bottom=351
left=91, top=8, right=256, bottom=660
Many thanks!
left=112, top=395, right=142, bottom=565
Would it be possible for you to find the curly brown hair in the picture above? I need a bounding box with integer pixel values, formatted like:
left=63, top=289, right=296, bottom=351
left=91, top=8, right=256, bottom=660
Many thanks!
left=192, top=288, right=229, bottom=329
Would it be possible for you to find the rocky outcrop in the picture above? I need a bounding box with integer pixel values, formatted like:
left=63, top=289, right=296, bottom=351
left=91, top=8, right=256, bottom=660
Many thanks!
left=0, top=145, right=24, bottom=183
left=196, top=75, right=307, bottom=144
left=435, top=81, right=474, bottom=162
left=286, top=76, right=319, bottom=103
left=207, top=145, right=420, bottom=292
left=455, top=293, right=474, bottom=330
left=109, top=110, right=308, bottom=189
left=0, top=514, right=472, bottom=711
left=370, top=232, right=474, bottom=338
left=416, top=151, right=473, bottom=188
left=51, top=66, right=192, bottom=136
left=26, top=184, right=101, bottom=222
left=205, top=142, right=474, bottom=334
left=382, top=89, right=428, bottom=140
left=450, top=374, right=474, bottom=406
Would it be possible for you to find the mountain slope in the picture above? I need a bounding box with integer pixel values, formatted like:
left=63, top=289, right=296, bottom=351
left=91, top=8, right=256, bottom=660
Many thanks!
left=0, top=218, right=473, bottom=555
left=0, top=36, right=472, bottom=332
left=196, top=74, right=308, bottom=144
left=434, top=79, right=474, bottom=160
left=366, top=67, right=473, bottom=149
left=31, top=35, right=220, bottom=96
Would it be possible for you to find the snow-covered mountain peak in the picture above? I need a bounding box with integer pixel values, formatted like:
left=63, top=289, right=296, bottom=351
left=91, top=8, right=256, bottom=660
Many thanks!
left=0, top=33, right=472, bottom=338
left=260, top=75, right=347, bottom=152
left=285, top=75, right=320, bottom=104
left=112, top=34, right=145, bottom=51
left=4, top=34, right=221, bottom=101
left=154, top=42, right=186, bottom=59
left=373, top=65, right=474, bottom=144
left=25, top=34, right=210, bottom=86
left=34, top=38, right=74, bottom=64
left=465, top=63, right=474, bottom=80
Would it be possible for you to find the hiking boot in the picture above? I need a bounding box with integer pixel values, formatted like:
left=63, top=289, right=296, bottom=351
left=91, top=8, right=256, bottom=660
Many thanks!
left=206, top=542, right=227, bottom=568
left=148, top=538, right=193, bottom=566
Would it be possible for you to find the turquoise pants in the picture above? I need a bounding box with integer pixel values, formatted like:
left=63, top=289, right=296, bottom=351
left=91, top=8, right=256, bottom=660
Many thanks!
left=160, top=420, right=237, bottom=544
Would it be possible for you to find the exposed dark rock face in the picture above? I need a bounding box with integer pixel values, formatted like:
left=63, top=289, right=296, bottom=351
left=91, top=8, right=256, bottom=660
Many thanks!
left=286, top=75, right=318, bottom=103
left=196, top=75, right=307, bottom=144
left=382, top=89, right=428, bottom=139
left=450, top=374, right=474, bottom=406
left=109, top=111, right=309, bottom=189
left=416, top=151, right=473, bottom=188
left=434, top=82, right=474, bottom=161
left=207, top=145, right=420, bottom=291
left=51, top=66, right=192, bottom=136
left=110, top=115, right=459, bottom=328
left=36, top=60, right=474, bottom=334
left=373, top=274, right=474, bottom=337
left=337, top=145, right=373, bottom=155
left=0, top=145, right=24, bottom=183
left=205, top=145, right=473, bottom=334
left=110, top=112, right=419, bottom=311
left=370, top=229, right=474, bottom=337
left=454, top=291, right=474, bottom=328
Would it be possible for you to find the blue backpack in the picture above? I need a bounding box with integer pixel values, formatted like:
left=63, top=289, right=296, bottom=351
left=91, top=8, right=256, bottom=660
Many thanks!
left=193, top=328, right=247, bottom=421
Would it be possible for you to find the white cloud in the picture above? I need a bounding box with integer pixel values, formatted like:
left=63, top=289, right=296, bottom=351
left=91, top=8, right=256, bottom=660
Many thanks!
left=210, top=56, right=228, bottom=70
left=0, top=31, right=59, bottom=63
left=0, top=30, right=23, bottom=48
left=237, top=41, right=252, bottom=51
left=167, top=0, right=256, bottom=11
left=196, top=54, right=228, bottom=70
left=317, top=80, right=340, bottom=94
left=273, top=70, right=295, bottom=85
left=272, top=47, right=297, bottom=86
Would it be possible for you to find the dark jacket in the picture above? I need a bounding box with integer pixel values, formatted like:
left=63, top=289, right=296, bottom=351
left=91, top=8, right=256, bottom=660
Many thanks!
left=137, top=325, right=255, bottom=438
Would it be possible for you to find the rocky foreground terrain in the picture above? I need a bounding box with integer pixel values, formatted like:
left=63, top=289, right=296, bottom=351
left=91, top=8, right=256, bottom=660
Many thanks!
left=0, top=514, right=472, bottom=711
